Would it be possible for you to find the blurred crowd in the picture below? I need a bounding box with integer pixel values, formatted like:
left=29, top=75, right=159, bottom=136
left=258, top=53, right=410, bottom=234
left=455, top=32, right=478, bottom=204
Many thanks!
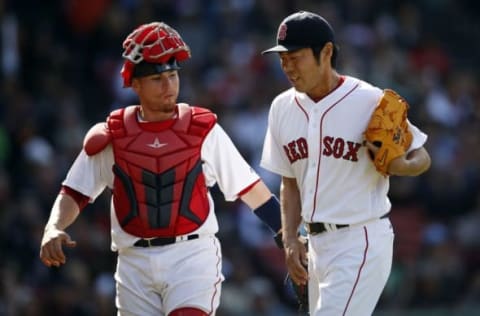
left=0, top=0, right=479, bottom=315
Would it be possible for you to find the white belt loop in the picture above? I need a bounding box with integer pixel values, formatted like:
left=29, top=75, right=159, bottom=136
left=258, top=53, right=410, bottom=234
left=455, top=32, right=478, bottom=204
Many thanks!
left=176, top=234, right=202, bottom=242
left=176, top=235, right=188, bottom=242
left=324, top=223, right=337, bottom=232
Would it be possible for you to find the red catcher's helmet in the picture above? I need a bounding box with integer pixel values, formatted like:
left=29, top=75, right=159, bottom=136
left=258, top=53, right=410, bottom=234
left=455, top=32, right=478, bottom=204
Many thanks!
left=120, top=22, right=191, bottom=87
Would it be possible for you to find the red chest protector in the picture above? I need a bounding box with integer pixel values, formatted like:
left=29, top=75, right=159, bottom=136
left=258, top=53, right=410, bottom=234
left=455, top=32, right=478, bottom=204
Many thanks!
left=85, top=104, right=216, bottom=238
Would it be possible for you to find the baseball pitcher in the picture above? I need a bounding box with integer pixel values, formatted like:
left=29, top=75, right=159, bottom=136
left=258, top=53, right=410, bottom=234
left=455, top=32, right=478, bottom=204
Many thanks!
left=261, top=11, right=431, bottom=316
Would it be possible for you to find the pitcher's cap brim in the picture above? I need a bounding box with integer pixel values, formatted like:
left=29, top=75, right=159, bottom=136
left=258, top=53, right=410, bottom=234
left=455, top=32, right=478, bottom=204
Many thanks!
left=261, top=44, right=306, bottom=55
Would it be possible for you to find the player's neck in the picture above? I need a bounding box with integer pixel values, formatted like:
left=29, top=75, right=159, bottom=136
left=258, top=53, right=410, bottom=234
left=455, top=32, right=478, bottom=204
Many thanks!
left=308, top=71, right=343, bottom=102
left=138, top=105, right=177, bottom=122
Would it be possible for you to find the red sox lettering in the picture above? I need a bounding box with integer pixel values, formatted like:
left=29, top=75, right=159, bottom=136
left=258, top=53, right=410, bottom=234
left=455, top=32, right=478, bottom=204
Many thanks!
left=322, top=136, right=362, bottom=161
left=283, top=136, right=362, bottom=163
left=283, top=138, right=308, bottom=163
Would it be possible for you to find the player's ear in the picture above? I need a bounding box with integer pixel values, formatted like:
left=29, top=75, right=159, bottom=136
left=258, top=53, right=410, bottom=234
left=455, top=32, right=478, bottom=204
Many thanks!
left=131, top=78, right=140, bottom=93
left=321, top=42, right=334, bottom=60
left=318, top=42, right=336, bottom=68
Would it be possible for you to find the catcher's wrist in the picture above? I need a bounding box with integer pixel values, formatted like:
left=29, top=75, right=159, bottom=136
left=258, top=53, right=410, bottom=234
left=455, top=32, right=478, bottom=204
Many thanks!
left=44, top=224, right=61, bottom=232
left=254, top=195, right=281, bottom=233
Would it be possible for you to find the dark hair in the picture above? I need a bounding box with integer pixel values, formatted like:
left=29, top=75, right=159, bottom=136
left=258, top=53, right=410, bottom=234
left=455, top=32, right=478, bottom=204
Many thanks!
left=312, top=44, right=338, bottom=68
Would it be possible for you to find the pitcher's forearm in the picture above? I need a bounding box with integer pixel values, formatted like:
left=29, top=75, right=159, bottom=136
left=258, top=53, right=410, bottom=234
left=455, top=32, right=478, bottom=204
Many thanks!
left=388, top=147, right=431, bottom=176
left=280, top=177, right=302, bottom=241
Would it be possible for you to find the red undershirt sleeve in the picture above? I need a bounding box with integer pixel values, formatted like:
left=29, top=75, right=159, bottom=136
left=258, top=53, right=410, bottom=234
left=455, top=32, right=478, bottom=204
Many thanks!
left=60, top=185, right=90, bottom=211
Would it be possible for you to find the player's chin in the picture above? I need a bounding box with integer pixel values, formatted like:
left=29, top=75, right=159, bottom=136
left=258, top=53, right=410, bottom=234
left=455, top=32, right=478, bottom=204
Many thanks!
left=165, top=102, right=178, bottom=113
left=155, top=96, right=175, bottom=107
left=292, top=84, right=307, bottom=93
left=290, top=80, right=306, bottom=92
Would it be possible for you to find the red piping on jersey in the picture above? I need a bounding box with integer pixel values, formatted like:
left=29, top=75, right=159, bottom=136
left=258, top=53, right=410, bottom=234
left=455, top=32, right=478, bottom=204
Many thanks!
left=169, top=308, right=207, bottom=316
left=311, top=76, right=346, bottom=103
left=294, top=97, right=309, bottom=121
left=342, top=226, right=369, bottom=315
left=311, top=82, right=360, bottom=221
left=294, top=76, right=347, bottom=120
left=237, top=179, right=261, bottom=197
left=209, top=237, right=222, bottom=315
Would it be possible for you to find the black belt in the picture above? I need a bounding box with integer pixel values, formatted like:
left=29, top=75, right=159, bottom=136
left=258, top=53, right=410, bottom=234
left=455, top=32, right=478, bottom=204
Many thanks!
left=306, top=213, right=389, bottom=235
left=133, top=234, right=199, bottom=247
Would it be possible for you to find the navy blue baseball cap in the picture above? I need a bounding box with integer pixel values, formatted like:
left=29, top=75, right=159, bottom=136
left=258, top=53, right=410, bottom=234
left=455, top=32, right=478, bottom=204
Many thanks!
left=262, top=11, right=335, bottom=54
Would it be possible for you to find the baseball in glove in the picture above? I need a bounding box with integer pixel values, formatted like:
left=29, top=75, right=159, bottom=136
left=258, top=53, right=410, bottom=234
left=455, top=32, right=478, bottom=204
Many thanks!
left=364, top=89, right=413, bottom=176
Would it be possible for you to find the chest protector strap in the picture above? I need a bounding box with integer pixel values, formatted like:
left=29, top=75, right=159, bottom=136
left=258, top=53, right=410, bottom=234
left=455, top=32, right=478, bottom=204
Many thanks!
left=108, top=104, right=216, bottom=238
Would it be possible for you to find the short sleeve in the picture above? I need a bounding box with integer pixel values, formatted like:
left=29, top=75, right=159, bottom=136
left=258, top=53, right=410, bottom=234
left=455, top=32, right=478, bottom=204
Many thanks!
left=260, top=104, right=295, bottom=177
left=201, top=124, right=260, bottom=201
left=407, top=120, right=428, bottom=152
left=63, top=146, right=113, bottom=201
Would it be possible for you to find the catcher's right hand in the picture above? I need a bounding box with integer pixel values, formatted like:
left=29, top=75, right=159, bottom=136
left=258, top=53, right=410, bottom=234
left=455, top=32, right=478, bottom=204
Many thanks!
left=40, top=228, right=77, bottom=267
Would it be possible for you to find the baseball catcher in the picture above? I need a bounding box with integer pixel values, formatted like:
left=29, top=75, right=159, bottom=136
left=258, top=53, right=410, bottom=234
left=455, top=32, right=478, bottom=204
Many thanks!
left=364, top=89, right=413, bottom=176
left=39, top=21, right=283, bottom=316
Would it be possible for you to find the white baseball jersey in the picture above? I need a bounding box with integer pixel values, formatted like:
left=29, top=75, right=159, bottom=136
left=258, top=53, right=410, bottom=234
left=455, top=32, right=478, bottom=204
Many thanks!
left=261, top=76, right=427, bottom=224
left=63, top=122, right=259, bottom=251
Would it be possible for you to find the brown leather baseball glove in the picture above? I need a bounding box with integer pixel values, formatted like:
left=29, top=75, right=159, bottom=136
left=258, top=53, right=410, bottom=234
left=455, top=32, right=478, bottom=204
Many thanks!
left=364, top=89, right=413, bottom=176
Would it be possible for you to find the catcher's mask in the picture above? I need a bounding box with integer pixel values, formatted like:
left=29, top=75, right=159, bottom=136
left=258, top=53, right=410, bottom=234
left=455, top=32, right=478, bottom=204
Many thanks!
left=120, top=22, right=191, bottom=87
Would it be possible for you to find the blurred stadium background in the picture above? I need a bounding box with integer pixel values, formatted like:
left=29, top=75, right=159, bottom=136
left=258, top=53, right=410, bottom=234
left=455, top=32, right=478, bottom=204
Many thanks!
left=0, top=0, right=479, bottom=315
